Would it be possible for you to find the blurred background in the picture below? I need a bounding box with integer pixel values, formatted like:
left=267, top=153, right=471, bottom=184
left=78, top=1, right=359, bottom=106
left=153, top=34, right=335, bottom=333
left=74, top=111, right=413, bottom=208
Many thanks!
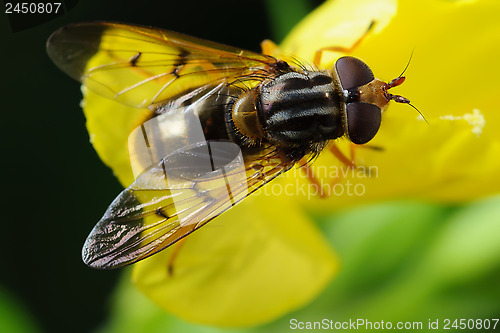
left=2, top=0, right=500, bottom=332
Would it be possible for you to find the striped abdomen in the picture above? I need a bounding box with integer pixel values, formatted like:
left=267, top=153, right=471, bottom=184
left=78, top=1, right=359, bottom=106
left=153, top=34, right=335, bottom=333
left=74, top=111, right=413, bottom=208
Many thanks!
left=259, top=70, right=344, bottom=146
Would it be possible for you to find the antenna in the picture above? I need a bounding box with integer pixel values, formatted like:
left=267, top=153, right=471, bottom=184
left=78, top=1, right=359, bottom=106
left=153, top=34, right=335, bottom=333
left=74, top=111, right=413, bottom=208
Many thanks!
left=397, top=49, right=414, bottom=78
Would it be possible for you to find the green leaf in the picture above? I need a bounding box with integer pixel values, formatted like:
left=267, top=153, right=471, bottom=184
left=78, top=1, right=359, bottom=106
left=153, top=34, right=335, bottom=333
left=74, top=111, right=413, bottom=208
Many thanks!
left=0, top=288, right=40, bottom=333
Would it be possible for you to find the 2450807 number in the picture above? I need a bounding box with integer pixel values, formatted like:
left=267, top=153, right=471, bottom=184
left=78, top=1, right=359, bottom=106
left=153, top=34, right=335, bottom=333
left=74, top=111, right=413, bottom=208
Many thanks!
left=443, top=318, right=498, bottom=330
left=5, top=2, right=61, bottom=14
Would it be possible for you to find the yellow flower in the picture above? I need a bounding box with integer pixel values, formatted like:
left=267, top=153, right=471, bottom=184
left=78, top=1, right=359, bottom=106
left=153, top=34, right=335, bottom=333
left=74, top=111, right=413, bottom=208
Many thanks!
left=278, top=0, right=500, bottom=212
left=81, top=0, right=500, bottom=328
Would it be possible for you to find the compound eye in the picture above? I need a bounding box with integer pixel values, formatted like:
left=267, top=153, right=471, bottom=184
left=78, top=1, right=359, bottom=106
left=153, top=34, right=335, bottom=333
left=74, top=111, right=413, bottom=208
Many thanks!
left=335, top=56, right=375, bottom=90
left=346, top=102, right=381, bottom=144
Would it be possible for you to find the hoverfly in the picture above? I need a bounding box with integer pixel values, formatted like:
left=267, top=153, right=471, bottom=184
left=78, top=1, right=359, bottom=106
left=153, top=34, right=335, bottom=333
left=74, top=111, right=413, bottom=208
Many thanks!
left=47, top=22, right=410, bottom=269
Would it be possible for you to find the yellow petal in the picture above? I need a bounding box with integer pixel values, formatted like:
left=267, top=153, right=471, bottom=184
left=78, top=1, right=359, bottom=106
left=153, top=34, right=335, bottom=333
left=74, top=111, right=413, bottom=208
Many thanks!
left=281, top=0, right=397, bottom=67
left=132, top=192, right=337, bottom=327
left=82, top=88, right=149, bottom=186
left=276, top=0, right=500, bottom=211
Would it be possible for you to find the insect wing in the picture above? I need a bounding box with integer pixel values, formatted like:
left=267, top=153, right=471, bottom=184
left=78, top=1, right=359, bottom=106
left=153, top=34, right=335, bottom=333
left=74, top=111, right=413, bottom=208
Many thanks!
left=46, top=22, right=276, bottom=108
left=82, top=84, right=295, bottom=268
left=82, top=141, right=293, bottom=269
left=127, top=82, right=226, bottom=178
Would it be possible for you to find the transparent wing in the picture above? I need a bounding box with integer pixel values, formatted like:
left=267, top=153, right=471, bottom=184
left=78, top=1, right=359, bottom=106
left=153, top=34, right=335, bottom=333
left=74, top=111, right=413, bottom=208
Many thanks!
left=47, top=22, right=278, bottom=108
left=81, top=81, right=296, bottom=269
left=82, top=141, right=294, bottom=269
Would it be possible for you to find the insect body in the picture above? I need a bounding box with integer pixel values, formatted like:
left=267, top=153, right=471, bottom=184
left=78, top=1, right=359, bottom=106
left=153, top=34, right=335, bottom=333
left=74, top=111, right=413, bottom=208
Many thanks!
left=47, top=22, right=410, bottom=269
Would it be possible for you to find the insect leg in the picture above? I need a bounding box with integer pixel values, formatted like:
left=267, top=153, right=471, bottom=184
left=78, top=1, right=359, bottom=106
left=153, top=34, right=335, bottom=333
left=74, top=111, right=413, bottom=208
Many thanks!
left=300, top=143, right=361, bottom=198
left=329, top=143, right=357, bottom=169
left=300, top=141, right=384, bottom=198
left=331, top=142, right=384, bottom=173
left=298, top=144, right=352, bottom=198
left=313, top=21, right=375, bottom=66
left=167, top=237, right=189, bottom=276
left=299, top=158, right=343, bottom=198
